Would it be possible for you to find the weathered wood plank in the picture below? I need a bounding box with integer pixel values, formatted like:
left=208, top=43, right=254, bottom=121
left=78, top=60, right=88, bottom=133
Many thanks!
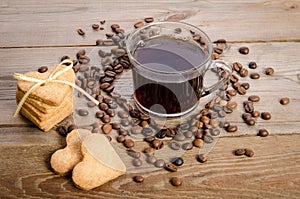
left=0, top=133, right=299, bottom=198
left=0, top=0, right=300, bottom=47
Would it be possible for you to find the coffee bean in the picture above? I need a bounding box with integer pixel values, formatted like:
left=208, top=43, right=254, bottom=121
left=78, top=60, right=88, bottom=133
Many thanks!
left=250, top=72, right=260, bottom=79
left=193, top=139, right=204, bottom=148
left=232, top=82, right=241, bottom=90
left=128, top=150, right=141, bottom=159
left=226, top=125, right=238, bottom=132
left=169, top=141, right=181, bottom=150
left=234, top=148, right=245, bottom=156
left=258, top=128, right=269, bottom=137
left=203, top=134, right=214, bottom=143
left=252, top=110, right=260, bottom=118
left=227, top=101, right=237, bottom=109
left=111, top=24, right=120, bottom=31
left=142, top=127, right=153, bottom=136
left=107, top=109, right=115, bottom=117
left=280, top=97, right=290, bottom=105
left=129, top=109, right=141, bottom=118
left=210, top=128, right=221, bottom=136
left=212, top=52, right=220, bottom=60
left=92, top=24, right=99, bottom=30
left=118, top=128, right=128, bottom=136
left=156, top=130, right=166, bottom=139
left=102, top=123, right=112, bottom=134
left=111, top=122, right=121, bottom=130
left=152, top=139, right=164, bottom=150
left=104, top=85, right=115, bottom=93
left=76, top=49, right=86, bottom=59
left=102, top=115, right=111, bottom=123
left=78, top=55, right=90, bottom=64
left=87, top=101, right=97, bottom=108
left=144, top=135, right=155, bottom=143
left=144, top=147, right=155, bottom=155
left=154, top=159, right=165, bottom=168
left=184, top=130, right=193, bottom=138
left=165, top=163, right=178, bottom=172
left=182, top=142, right=193, bottom=150
left=131, top=125, right=143, bottom=134
left=232, top=62, right=243, bottom=72
left=174, top=134, right=185, bottom=141
left=38, top=66, right=48, bottom=73
left=214, top=47, right=223, bottom=54
left=245, top=149, right=254, bottom=157
left=96, top=39, right=104, bottom=46
left=78, top=109, right=89, bottom=116
left=77, top=28, right=85, bottom=36
left=144, top=17, right=154, bottom=23
left=265, top=67, right=274, bottom=75
left=146, top=155, right=156, bottom=164
left=248, top=61, right=257, bottom=69
left=124, top=139, right=135, bottom=148
left=116, top=135, right=126, bottom=143
left=248, top=95, right=260, bottom=102
left=261, top=112, right=271, bottom=120
left=132, top=158, right=142, bottom=167
left=134, top=21, right=144, bottom=28
left=99, top=103, right=109, bottom=111
left=239, top=68, right=248, bottom=77
left=227, top=89, right=237, bottom=96
left=245, top=118, right=256, bottom=126
left=244, top=101, right=254, bottom=113
left=57, top=126, right=68, bottom=137
left=241, top=82, right=250, bottom=90
left=239, top=47, right=249, bottom=55
left=237, top=86, right=247, bottom=95
left=222, top=121, right=230, bottom=129
left=172, top=157, right=184, bottom=167
left=121, top=118, right=130, bottom=126
left=133, top=175, right=144, bottom=183
left=218, top=110, right=226, bottom=118
left=170, top=177, right=182, bottom=186
left=118, top=111, right=129, bottom=118
left=95, top=111, right=105, bottom=119
left=197, top=154, right=208, bottom=163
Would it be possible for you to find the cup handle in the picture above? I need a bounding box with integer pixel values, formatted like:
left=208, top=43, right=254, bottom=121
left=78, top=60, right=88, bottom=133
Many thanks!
left=201, top=60, right=232, bottom=97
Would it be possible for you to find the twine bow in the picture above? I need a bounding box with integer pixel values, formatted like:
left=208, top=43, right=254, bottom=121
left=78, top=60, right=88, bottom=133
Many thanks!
left=13, top=59, right=99, bottom=117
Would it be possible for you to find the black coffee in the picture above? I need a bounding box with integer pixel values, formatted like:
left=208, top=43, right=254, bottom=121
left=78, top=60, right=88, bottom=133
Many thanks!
left=133, top=36, right=207, bottom=116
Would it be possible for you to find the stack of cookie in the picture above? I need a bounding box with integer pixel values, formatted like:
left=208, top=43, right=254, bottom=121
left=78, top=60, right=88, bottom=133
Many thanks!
left=15, top=64, right=75, bottom=131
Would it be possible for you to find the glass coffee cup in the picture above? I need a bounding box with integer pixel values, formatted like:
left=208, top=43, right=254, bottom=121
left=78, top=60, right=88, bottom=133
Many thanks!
left=126, top=21, right=231, bottom=118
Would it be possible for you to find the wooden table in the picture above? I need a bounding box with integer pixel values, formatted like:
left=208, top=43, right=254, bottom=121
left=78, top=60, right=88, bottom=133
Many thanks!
left=1, top=1, right=300, bottom=198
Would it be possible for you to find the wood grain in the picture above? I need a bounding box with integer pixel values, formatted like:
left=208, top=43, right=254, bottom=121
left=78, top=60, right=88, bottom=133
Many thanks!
left=0, top=0, right=300, bottom=47
left=0, top=133, right=299, bottom=198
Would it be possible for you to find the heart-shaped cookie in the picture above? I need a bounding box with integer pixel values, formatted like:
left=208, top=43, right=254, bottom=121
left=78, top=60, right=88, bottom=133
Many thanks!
left=17, top=64, right=75, bottom=106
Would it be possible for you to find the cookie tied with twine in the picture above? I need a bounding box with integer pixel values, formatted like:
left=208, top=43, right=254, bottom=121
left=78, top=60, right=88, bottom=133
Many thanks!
left=13, top=59, right=99, bottom=131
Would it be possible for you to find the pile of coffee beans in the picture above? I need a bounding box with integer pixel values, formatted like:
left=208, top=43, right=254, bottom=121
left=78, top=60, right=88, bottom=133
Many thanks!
left=48, top=17, right=290, bottom=187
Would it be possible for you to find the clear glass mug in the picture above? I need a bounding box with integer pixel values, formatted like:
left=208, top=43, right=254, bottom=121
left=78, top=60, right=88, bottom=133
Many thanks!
left=125, top=21, right=231, bottom=118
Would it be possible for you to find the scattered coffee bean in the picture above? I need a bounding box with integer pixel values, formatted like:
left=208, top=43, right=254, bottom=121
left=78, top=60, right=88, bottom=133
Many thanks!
left=99, top=103, right=109, bottom=111
left=241, top=82, right=250, bottom=90
left=144, top=135, right=155, bottom=143
left=244, top=101, right=254, bottom=113
left=102, top=123, right=112, bottom=134
left=214, top=47, right=223, bottom=54
left=234, top=148, right=246, bottom=156
left=142, top=127, right=153, bottom=136
left=132, top=158, right=142, bottom=167
left=165, top=163, right=178, bottom=172
left=174, top=134, right=185, bottom=141
left=280, top=97, right=290, bottom=105
left=237, top=86, right=247, bottom=95
left=107, top=109, right=115, bottom=117
left=170, top=177, right=182, bottom=186
left=182, top=142, right=193, bottom=150
left=144, top=17, right=154, bottom=23
left=116, top=135, right=126, bottom=143
left=133, top=175, right=144, bottom=183
left=232, top=62, right=243, bottom=72
left=261, top=112, right=271, bottom=120
left=227, top=101, right=237, bottom=109
left=197, top=154, right=208, bottom=163
left=127, top=150, right=141, bottom=159
left=226, top=125, right=238, bottom=132
left=124, top=139, right=135, bottom=148
left=245, top=118, right=256, bottom=126
left=250, top=72, right=260, bottom=79
left=118, top=110, right=129, bottom=118
left=227, top=89, right=237, bottom=96
left=265, top=67, right=274, bottom=75
left=102, top=115, right=111, bottom=123
left=95, top=111, right=105, bottom=119
left=77, top=28, right=85, bottom=36
left=183, top=130, right=193, bottom=138
left=131, top=125, right=143, bottom=134
left=92, top=24, right=99, bottom=30
left=172, top=157, right=184, bottom=167
left=239, top=46, right=249, bottom=55
left=239, top=68, right=248, bottom=77
left=210, top=128, right=221, bottom=136
left=252, top=110, right=260, bottom=118
left=144, top=147, right=155, bottom=155
left=245, top=149, right=254, bottom=157
left=169, top=141, right=181, bottom=150
left=248, top=95, right=260, bottom=102
left=38, top=66, right=48, bottom=73
left=134, top=21, right=144, bottom=28
left=155, top=130, right=166, bottom=139
left=57, top=126, right=68, bottom=137
left=121, top=118, right=130, bottom=126
left=248, top=61, right=257, bottom=69
left=152, top=139, right=164, bottom=150
left=258, top=128, right=269, bottom=137
left=193, top=139, right=204, bottom=148
left=78, top=109, right=89, bottom=116
left=146, top=155, right=157, bottom=164
left=118, top=128, right=128, bottom=136
left=154, top=159, right=165, bottom=168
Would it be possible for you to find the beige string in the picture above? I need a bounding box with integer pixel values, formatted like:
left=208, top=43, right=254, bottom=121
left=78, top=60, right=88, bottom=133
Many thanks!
left=13, top=59, right=99, bottom=117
